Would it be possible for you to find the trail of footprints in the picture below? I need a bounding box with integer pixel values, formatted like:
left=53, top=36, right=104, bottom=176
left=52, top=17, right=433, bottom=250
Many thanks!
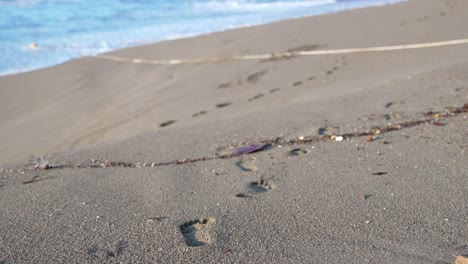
left=159, top=48, right=348, bottom=128
left=172, top=144, right=310, bottom=248
left=159, top=51, right=343, bottom=247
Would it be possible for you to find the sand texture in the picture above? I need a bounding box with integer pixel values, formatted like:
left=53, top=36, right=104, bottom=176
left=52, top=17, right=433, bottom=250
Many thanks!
left=0, top=0, right=467, bottom=263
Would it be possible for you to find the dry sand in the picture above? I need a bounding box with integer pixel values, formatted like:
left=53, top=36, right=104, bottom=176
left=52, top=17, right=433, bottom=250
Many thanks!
left=0, top=0, right=467, bottom=263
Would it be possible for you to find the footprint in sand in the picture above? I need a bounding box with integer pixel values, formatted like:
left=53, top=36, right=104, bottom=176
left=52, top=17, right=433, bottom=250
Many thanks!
left=159, top=120, right=176, bottom=128
left=192, top=110, right=207, bottom=117
left=250, top=178, right=275, bottom=193
left=180, top=218, right=215, bottom=247
left=246, top=70, right=268, bottom=84
left=235, top=178, right=276, bottom=199
left=289, top=148, right=309, bottom=156
left=216, top=102, right=232, bottom=108
left=248, top=93, right=264, bottom=102
left=235, top=193, right=254, bottom=199
left=269, top=88, right=280, bottom=93
left=236, top=156, right=258, bottom=172
left=292, top=81, right=302, bottom=86
left=218, top=82, right=232, bottom=89
left=318, top=126, right=341, bottom=136
left=86, top=240, right=128, bottom=259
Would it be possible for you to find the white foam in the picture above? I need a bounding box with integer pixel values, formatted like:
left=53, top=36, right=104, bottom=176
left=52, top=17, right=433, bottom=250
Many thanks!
left=0, top=0, right=406, bottom=76
left=192, top=0, right=336, bottom=12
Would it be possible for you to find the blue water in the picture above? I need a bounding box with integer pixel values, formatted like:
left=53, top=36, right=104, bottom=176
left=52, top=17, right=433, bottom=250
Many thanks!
left=0, top=0, right=404, bottom=76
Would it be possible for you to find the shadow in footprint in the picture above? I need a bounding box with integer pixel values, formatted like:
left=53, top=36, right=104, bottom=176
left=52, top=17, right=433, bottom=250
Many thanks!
left=180, top=218, right=215, bottom=247
left=269, top=88, right=280, bottom=93
left=236, top=157, right=257, bottom=172
left=160, top=120, right=176, bottom=128
left=246, top=70, right=268, bottom=84
left=216, top=102, right=232, bottom=108
left=289, top=148, right=308, bottom=156
left=116, top=240, right=128, bottom=256
left=248, top=93, right=264, bottom=102
left=218, top=82, right=232, bottom=89
left=87, top=240, right=128, bottom=259
left=192, top=111, right=207, bottom=117
left=250, top=178, right=275, bottom=193
left=87, top=245, right=98, bottom=255
left=235, top=193, right=254, bottom=199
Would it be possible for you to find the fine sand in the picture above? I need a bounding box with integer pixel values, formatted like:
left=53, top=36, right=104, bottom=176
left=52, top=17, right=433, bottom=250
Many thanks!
left=1, top=0, right=467, bottom=263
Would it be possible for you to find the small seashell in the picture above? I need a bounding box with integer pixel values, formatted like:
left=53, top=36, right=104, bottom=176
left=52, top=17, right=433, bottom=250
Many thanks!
left=335, top=136, right=344, bottom=142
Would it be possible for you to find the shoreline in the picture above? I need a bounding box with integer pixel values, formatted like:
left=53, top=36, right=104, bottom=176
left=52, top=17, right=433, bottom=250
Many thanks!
left=0, top=0, right=407, bottom=77
left=0, top=0, right=466, bottom=165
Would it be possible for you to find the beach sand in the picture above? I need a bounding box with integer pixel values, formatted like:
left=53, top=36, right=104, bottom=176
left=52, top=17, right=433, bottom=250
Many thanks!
left=0, top=0, right=467, bottom=262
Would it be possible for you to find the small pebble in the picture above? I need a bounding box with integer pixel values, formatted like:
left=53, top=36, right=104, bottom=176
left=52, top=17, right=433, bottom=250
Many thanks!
left=335, top=136, right=344, bottom=142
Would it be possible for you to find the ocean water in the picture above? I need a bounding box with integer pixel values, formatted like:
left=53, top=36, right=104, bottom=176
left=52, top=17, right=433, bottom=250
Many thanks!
left=0, top=0, right=405, bottom=76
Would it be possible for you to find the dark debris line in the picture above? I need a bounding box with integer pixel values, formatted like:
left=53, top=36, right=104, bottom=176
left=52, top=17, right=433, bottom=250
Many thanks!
left=2, top=104, right=467, bottom=173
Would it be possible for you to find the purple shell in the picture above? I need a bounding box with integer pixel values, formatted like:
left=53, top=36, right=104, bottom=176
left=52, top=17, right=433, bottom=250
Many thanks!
left=233, top=144, right=269, bottom=155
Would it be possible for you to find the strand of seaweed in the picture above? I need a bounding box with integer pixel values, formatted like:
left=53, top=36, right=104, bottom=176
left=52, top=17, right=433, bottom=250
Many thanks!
left=2, top=104, right=467, bottom=174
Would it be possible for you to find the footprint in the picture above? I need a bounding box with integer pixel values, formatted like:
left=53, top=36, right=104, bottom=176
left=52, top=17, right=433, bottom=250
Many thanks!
left=215, top=145, right=235, bottom=156
left=292, top=81, right=302, bottom=86
left=236, top=156, right=258, bottom=172
left=235, top=193, right=254, bottom=199
left=289, top=148, right=308, bottom=156
left=218, top=82, right=232, bottom=89
left=269, top=88, right=280, bottom=93
left=248, top=93, right=264, bottom=102
left=180, top=218, right=216, bottom=247
left=160, top=120, right=176, bottom=128
left=192, top=110, right=207, bottom=117
left=216, top=102, right=232, bottom=108
left=307, top=76, right=316, bottom=81
left=384, top=101, right=406, bottom=108
left=318, top=126, right=340, bottom=136
left=246, top=70, right=268, bottom=84
left=250, top=178, right=275, bottom=193
left=86, top=240, right=127, bottom=259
